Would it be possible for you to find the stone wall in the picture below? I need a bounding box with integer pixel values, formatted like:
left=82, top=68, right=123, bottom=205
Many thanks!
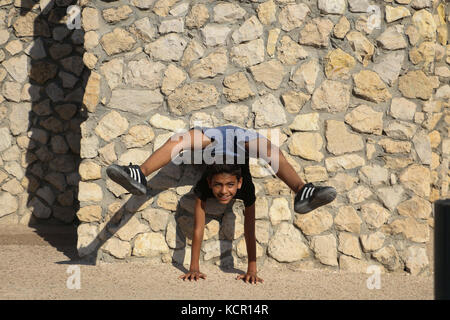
left=1, top=0, right=448, bottom=275
left=1, top=0, right=88, bottom=228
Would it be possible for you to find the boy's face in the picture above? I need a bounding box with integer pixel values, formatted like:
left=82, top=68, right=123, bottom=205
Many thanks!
left=207, top=173, right=243, bottom=204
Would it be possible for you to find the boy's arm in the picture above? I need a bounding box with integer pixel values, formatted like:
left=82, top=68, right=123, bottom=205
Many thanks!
left=190, top=197, right=206, bottom=272
left=244, top=203, right=257, bottom=273
left=179, top=197, right=207, bottom=281
left=236, top=203, right=264, bottom=284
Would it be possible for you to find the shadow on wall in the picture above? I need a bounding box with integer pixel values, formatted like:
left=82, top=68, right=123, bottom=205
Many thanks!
left=16, top=0, right=88, bottom=260
left=14, top=0, right=243, bottom=273
left=62, top=151, right=244, bottom=276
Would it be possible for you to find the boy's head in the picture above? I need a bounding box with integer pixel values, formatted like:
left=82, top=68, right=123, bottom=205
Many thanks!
left=205, top=164, right=243, bottom=204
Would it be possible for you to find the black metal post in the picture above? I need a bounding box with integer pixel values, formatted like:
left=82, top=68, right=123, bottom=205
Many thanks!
left=435, top=199, right=450, bottom=300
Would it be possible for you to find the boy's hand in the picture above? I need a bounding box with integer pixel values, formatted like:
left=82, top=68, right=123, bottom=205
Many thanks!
left=236, top=271, right=264, bottom=284
left=179, top=270, right=206, bottom=281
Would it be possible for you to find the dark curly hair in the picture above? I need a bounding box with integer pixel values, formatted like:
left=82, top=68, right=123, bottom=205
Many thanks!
left=204, top=163, right=242, bottom=181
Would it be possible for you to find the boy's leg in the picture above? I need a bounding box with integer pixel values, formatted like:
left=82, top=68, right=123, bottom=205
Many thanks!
left=107, top=128, right=213, bottom=195
left=274, top=149, right=306, bottom=193
left=245, top=137, right=336, bottom=214
left=245, top=137, right=305, bottom=193
left=140, top=128, right=213, bottom=177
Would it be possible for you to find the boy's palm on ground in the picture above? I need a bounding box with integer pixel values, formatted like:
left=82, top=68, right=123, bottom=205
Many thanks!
left=179, top=271, right=207, bottom=281
left=236, top=272, right=264, bottom=285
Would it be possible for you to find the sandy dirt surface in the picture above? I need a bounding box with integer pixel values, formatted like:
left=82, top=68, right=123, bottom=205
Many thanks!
left=0, top=224, right=433, bottom=300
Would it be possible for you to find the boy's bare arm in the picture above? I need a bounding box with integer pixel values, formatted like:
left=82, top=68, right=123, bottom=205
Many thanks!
left=179, top=197, right=207, bottom=281
left=236, top=203, right=264, bottom=284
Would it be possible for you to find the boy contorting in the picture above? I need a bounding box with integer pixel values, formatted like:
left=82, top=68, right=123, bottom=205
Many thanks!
left=107, top=125, right=337, bottom=284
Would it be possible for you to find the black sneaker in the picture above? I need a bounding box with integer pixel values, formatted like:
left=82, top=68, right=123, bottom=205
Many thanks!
left=294, top=183, right=337, bottom=214
left=106, top=163, right=147, bottom=195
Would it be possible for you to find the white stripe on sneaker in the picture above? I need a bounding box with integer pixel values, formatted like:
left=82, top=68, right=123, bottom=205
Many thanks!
left=129, top=168, right=135, bottom=180
left=300, top=187, right=309, bottom=201
left=306, top=188, right=315, bottom=198
left=135, top=168, right=141, bottom=184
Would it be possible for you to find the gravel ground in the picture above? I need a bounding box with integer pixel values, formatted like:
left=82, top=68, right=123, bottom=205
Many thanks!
left=0, top=224, right=433, bottom=300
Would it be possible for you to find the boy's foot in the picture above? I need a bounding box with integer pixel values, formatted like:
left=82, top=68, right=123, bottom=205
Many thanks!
left=106, top=163, right=147, bottom=195
left=294, top=183, right=337, bottom=214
